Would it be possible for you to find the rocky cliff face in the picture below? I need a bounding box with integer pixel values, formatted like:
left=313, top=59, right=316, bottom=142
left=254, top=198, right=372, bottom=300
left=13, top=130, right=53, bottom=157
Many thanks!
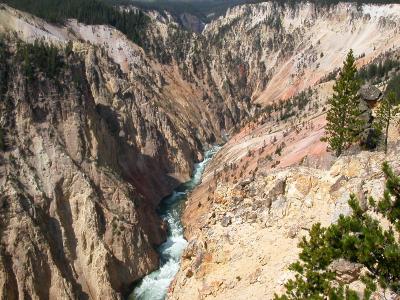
left=0, top=38, right=211, bottom=298
left=0, top=43, right=161, bottom=299
left=0, top=7, right=229, bottom=297
left=145, top=2, right=400, bottom=109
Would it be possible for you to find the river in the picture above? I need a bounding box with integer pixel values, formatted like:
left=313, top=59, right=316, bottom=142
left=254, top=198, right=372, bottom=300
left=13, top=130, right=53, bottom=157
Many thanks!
left=130, top=146, right=220, bottom=300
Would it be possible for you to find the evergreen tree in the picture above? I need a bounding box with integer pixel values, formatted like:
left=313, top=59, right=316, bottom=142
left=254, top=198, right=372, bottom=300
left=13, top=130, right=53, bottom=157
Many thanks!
left=15, top=39, right=66, bottom=81
left=386, top=75, right=400, bottom=102
left=0, top=37, right=8, bottom=97
left=0, top=127, right=4, bottom=151
left=323, top=50, right=364, bottom=156
left=374, top=91, right=400, bottom=154
left=275, top=162, right=400, bottom=300
left=65, top=41, right=73, bottom=57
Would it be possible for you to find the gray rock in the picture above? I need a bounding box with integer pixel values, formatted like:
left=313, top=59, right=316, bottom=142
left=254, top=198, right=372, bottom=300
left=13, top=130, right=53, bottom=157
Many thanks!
left=359, top=84, right=382, bottom=102
left=221, top=216, right=232, bottom=227
left=239, top=178, right=252, bottom=188
left=304, top=196, right=313, bottom=208
left=272, top=178, right=287, bottom=195
left=358, top=99, right=372, bottom=123
left=183, top=239, right=200, bottom=259
left=328, top=259, right=363, bottom=284
left=246, top=212, right=258, bottom=223
left=287, top=225, right=299, bottom=239
left=330, top=175, right=347, bottom=194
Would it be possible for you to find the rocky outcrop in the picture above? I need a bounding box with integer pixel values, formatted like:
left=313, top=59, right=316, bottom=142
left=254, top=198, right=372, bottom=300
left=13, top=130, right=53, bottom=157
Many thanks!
left=179, top=13, right=205, bottom=33
left=359, top=84, right=382, bottom=104
left=170, top=143, right=400, bottom=300
left=358, top=84, right=383, bottom=149
left=328, top=259, right=363, bottom=284
left=0, top=3, right=254, bottom=297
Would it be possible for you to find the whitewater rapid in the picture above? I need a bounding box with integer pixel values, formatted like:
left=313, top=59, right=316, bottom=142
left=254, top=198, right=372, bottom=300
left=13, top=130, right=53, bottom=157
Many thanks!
left=130, top=146, right=220, bottom=300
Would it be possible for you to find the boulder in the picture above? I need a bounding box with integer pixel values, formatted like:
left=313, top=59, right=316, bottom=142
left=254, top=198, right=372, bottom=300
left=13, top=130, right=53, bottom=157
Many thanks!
left=328, top=259, right=363, bottom=284
left=183, top=239, right=202, bottom=259
left=359, top=84, right=382, bottom=103
left=358, top=98, right=373, bottom=124
left=249, top=268, right=262, bottom=284
left=287, top=225, right=299, bottom=239
left=221, top=216, right=232, bottom=227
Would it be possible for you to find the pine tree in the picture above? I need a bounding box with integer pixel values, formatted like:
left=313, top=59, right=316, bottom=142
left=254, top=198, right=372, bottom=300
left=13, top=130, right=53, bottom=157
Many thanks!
left=275, top=162, right=400, bottom=300
left=323, top=50, right=364, bottom=156
left=0, top=37, right=8, bottom=97
left=374, top=91, right=400, bottom=154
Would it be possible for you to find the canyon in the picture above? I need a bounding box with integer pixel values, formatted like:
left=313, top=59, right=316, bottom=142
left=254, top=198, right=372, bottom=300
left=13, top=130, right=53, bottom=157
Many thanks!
left=0, top=1, right=399, bottom=299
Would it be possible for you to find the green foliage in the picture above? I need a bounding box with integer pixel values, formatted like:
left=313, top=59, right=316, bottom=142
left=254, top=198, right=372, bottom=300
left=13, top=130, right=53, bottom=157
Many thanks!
left=374, top=91, right=400, bottom=154
left=0, top=36, right=9, bottom=97
left=317, top=68, right=340, bottom=85
left=0, top=127, right=4, bottom=151
left=275, top=163, right=400, bottom=299
left=65, top=40, right=73, bottom=57
left=323, top=50, right=364, bottom=156
left=358, top=58, right=400, bottom=84
left=385, top=75, right=400, bottom=103
left=260, top=88, right=313, bottom=123
left=15, top=39, right=64, bottom=81
left=278, top=223, right=338, bottom=300
left=375, top=162, right=400, bottom=233
left=2, top=0, right=149, bottom=46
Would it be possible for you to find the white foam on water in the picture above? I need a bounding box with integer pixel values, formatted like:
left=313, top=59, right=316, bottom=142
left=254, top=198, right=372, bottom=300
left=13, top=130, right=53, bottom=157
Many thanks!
left=130, top=146, right=220, bottom=300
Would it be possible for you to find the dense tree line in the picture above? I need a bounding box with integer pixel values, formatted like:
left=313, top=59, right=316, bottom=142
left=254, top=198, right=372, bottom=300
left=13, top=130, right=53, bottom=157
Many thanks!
left=0, top=35, right=82, bottom=85
left=14, top=39, right=64, bottom=82
left=358, top=58, right=400, bottom=83
left=115, top=0, right=253, bottom=23
left=386, top=74, right=400, bottom=102
left=1, top=0, right=149, bottom=46
left=259, top=88, right=313, bottom=122
left=0, top=36, right=8, bottom=98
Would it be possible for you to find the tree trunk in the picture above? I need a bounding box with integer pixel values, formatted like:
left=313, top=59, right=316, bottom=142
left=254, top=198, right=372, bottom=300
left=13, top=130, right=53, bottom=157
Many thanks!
left=385, top=121, right=390, bottom=154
